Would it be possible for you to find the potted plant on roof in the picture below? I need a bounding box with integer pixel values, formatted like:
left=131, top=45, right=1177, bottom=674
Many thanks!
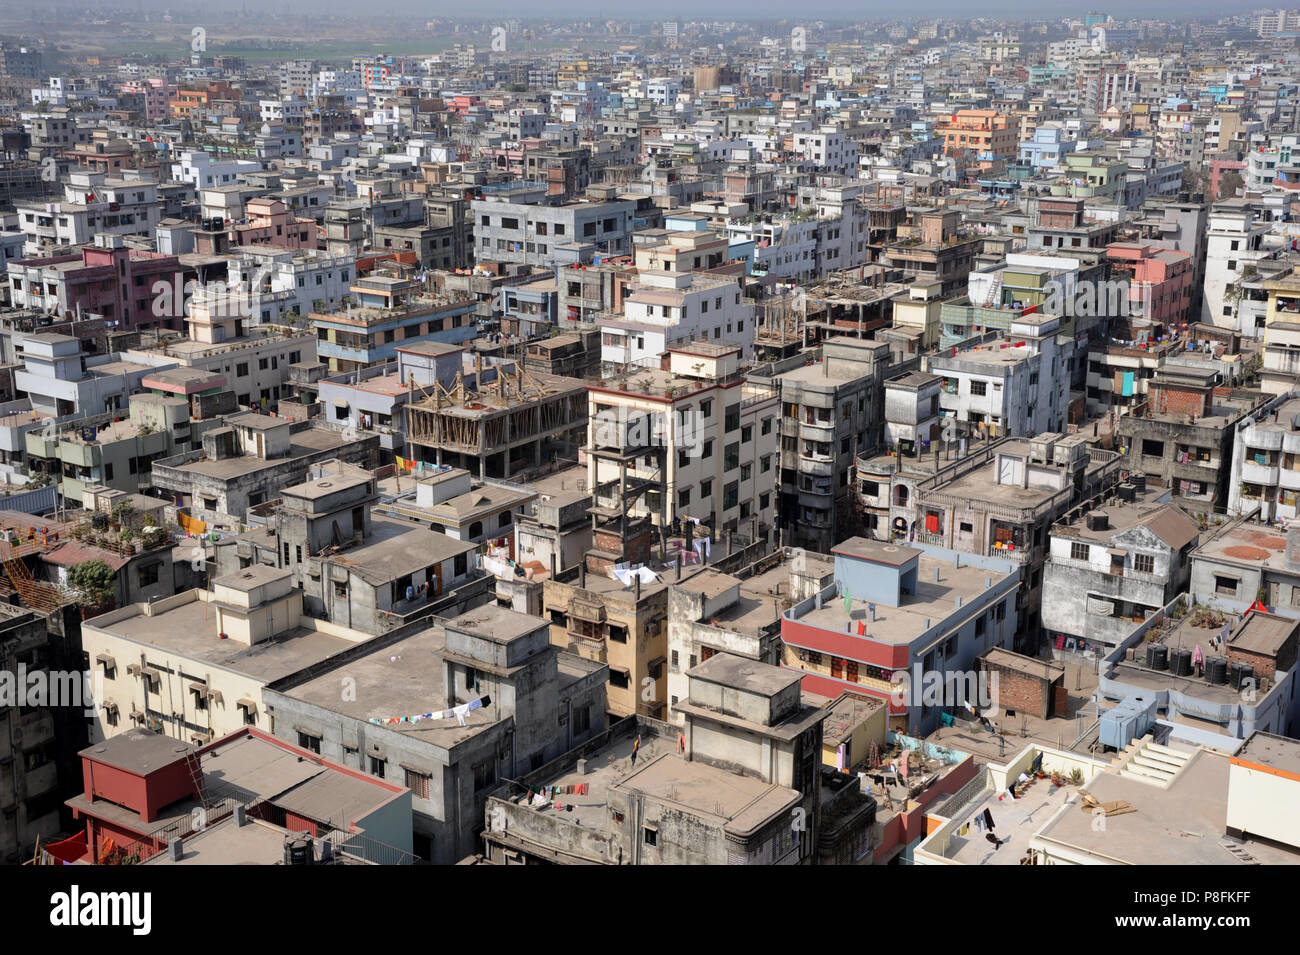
left=1050, top=770, right=1064, bottom=787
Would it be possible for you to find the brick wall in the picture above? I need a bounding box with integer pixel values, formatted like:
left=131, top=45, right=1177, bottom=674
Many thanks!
left=1149, top=383, right=1207, bottom=418
left=982, top=661, right=1051, bottom=718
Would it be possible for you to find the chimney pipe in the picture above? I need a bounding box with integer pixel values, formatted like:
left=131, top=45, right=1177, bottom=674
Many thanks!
left=934, top=567, right=940, bottom=581
left=580, top=562, right=586, bottom=589
left=635, top=573, right=641, bottom=600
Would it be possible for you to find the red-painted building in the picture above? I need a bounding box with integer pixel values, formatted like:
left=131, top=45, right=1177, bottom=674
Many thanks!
left=62, top=726, right=413, bottom=864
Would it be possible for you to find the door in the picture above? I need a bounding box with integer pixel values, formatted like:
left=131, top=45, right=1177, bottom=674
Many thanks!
left=831, top=657, right=843, bottom=679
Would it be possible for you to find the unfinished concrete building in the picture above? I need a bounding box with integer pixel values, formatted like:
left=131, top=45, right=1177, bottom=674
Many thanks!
left=405, top=366, right=587, bottom=482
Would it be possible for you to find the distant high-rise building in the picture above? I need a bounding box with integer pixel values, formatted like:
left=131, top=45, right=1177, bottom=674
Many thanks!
left=663, top=21, right=679, bottom=45
left=1259, top=9, right=1300, bottom=37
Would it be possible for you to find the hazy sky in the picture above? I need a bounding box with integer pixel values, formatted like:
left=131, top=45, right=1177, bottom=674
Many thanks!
left=45, top=0, right=1266, bottom=19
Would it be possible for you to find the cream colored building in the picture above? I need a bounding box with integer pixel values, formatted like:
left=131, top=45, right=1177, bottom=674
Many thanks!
left=83, top=566, right=374, bottom=745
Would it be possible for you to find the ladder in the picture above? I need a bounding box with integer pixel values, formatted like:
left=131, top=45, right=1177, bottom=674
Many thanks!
left=1220, top=840, right=1260, bottom=865
left=185, top=752, right=209, bottom=813
left=983, top=275, right=1002, bottom=308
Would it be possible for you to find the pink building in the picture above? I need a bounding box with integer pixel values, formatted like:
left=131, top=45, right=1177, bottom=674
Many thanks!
left=1106, top=242, right=1195, bottom=327
left=7, top=236, right=184, bottom=331
left=231, top=197, right=316, bottom=250
left=121, top=78, right=176, bottom=123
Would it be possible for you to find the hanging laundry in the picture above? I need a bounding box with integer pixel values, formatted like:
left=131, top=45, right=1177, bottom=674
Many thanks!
left=983, top=808, right=995, bottom=831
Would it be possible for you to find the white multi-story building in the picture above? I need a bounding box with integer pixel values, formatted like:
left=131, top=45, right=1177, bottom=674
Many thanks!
left=214, top=246, right=357, bottom=324
left=791, top=127, right=859, bottom=177
left=14, top=172, right=160, bottom=254
left=599, top=272, right=753, bottom=367
left=170, top=149, right=260, bottom=189
left=1203, top=206, right=1271, bottom=328
left=928, top=315, right=1069, bottom=438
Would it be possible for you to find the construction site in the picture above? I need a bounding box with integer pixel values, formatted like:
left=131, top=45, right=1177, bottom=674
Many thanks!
left=404, top=363, right=589, bottom=482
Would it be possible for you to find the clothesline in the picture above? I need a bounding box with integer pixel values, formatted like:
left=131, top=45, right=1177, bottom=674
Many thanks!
left=368, top=694, right=491, bottom=727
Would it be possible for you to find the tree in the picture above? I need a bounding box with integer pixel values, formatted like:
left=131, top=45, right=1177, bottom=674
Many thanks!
left=1218, top=169, right=1245, bottom=201
left=68, top=560, right=115, bottom=608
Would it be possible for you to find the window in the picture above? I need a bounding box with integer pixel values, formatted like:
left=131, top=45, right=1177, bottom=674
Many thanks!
left=298, top=731, right=321, bottom=754
left=573, top=705, right=590, bottom=734
left=472, top=759, right=497, bottom=792
left=405, top=768, right=430, bottom=799
left=1070, top=542, right=1089, bottom=562
left=369, top=755, right=386, bottom=779
left=1133, top=554, right=1155, bottom=575
left=138, top=563, right=161, bottom=587
left=236, top=362, right=249, bottom=377
left=1215, top=575, right=1238, bottom=597
left=643, top=826, right=658, bottom=847
left=970, top=380, right=987, bottom=396
left=609, top=669, right=630, bottom=690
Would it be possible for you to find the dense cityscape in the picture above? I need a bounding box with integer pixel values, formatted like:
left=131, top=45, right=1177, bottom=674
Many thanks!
left=0, top=3, right=1293, bottom=891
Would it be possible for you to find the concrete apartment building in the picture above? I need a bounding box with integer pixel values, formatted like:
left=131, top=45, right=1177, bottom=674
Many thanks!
left=7, top=234, right=183, bottom=332
left=754, top=338, right=896, bottom=553
left=15, top=172, right=161, bottom=255
left=0, top=605, right=60, bottom=865
left=586, top=342, right=780, bottom=556
left=780, top=538, right=1021, bottom=735
left=542, top=560, right=672, bottom=719
left=929, top=314, right=1069, bottom=438
left=149, top=414, right=379, bottom=521
left=599, top=271, right=753, bottom=366
left=885, top=434, right=1123, bottom=650
left=311, top=286, right=478, bottom=374
left=23, top=391, right=212, bottom=505
left=1203, top=203, right=1271, bottom=328
left=15, top=332, right=162, bottom=418
left=1227, top=396, right=1300, bottom=521
left=509, top=466, right=593, bottom=578
left=81, top=565, right=379, bottom=747
left=482, top=653, right=831, bottom=865
left=665, top=555, right=836, bottom=721
left=1116, top=366, right=1266, bottom=514
left=263, top=606, right=608, bottom=863
left=472, top=194, right=636, bottom=267
left=1041, top=489, right=1200, bottom=658
left=212, top=471, right=484, bottom=635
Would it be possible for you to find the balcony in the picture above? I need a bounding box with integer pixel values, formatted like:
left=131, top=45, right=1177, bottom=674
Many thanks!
left=797, top=456, right=834, bottom=478
left=1241, top=459, right=1280, bottom=486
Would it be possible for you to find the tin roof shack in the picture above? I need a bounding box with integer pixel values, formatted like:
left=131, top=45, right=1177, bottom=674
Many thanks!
left=523, top=329, right=601, bottom=380
left=150, top=414, right=379, bottom=523
left=1116, top=371, right=1265, bottom=514
left=262, top=607, right=607, bottom=864
left=483, top=653, right=828, bottom=865
left=1042, top=488, right=1200, bottom=656
left=889, top=435, right=1121, bottom=651
left=64, top=727, right=413, bottom=865
left=666, top=555, right=835, bottom=724
left=1100, top=606, right=1297, bottom=743
left=213, top=474, right=485, bottom=636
